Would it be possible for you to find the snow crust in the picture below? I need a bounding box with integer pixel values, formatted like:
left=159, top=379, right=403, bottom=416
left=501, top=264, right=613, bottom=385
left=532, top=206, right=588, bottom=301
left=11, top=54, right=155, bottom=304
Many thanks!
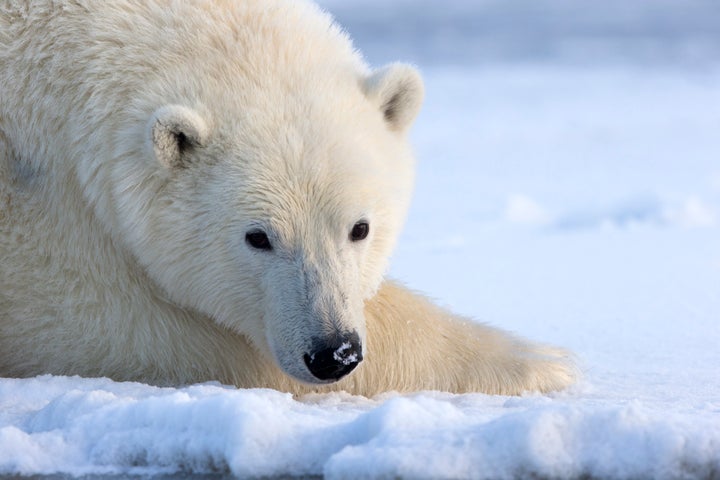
left=2, top=0, right=719, bottom=478
left=1, top=377, right=718, bottom=479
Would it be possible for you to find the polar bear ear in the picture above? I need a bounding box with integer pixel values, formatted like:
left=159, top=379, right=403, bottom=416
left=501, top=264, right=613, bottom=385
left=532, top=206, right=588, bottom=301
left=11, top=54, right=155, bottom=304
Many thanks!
left=364, top=63, right=424, bottom=133
left=149, top=105, right=209, bottom=169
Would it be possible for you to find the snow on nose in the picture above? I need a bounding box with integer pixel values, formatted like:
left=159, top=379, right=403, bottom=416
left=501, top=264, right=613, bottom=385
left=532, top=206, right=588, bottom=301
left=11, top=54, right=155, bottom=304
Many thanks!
left=303, top=332, right=363, bottom=381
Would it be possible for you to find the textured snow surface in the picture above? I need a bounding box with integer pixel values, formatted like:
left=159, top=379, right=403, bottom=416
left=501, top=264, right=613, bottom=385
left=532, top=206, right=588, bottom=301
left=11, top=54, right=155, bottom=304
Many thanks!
left=1, top=377, right=718, bottom=479
left=2, top=0, right=719, bottom=478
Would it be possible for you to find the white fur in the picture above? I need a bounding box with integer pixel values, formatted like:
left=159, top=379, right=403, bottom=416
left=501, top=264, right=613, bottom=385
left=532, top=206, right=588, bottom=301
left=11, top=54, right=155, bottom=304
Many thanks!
left=0, top=0, right=577, bottom=395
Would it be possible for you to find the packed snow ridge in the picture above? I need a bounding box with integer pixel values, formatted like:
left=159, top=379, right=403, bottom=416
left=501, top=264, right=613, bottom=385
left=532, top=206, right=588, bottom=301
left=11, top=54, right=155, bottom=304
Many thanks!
left=0, top=376, right=719, bottom=479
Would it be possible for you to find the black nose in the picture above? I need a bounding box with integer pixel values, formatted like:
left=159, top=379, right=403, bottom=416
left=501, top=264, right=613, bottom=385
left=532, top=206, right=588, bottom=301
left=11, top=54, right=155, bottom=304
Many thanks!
left=304, top=332, right=363, bottom=382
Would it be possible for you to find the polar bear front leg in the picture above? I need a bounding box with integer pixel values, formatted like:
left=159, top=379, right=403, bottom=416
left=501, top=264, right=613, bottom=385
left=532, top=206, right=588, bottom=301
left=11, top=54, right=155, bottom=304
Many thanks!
left=358, top=281, right=579, bottom=395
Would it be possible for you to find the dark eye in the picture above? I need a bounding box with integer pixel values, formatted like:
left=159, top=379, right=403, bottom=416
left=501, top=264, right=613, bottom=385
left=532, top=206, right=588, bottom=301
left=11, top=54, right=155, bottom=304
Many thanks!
left=350, top=221, right=370, bottom=242
left=245, top=230, right=272, bottom=251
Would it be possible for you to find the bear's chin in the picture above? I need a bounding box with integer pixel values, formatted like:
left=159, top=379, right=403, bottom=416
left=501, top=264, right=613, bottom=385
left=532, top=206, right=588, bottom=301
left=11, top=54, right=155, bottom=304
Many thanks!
left=275, top=354, right=361, bottom=386
left=280, top=364, right=338, bottom=386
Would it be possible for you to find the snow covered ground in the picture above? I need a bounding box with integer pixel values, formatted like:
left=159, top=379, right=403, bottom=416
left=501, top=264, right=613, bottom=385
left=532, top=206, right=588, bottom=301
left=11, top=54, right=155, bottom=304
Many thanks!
left=2, top=1, right=719, bottom=478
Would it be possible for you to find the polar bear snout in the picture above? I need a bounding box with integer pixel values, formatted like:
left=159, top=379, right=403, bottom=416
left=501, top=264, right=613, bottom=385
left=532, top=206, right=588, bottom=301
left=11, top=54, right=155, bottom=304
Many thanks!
left=303, top=332, right=363, bottom=382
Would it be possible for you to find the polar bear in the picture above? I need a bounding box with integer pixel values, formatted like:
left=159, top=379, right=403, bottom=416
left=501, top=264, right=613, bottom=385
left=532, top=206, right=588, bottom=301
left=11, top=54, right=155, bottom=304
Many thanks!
left=0, top=0, right=577, bottom=396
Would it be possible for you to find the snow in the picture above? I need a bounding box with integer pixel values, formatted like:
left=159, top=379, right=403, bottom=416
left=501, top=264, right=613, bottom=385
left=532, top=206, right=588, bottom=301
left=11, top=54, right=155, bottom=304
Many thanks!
left=1, top=378, right=718, bottom=479
left=333, top=342, right=358, bottom=366
left=2, top=1, right=719, bottom=478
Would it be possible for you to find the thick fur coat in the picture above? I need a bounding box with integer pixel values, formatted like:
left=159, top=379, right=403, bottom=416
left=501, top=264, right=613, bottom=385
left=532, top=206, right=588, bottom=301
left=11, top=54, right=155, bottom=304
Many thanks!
left=0, top=0, right=577, bottom=396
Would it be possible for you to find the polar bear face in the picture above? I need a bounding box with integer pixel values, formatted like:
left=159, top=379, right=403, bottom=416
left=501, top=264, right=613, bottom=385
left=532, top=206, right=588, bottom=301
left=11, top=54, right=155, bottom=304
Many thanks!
left=113, top=65, right=423, bottom=384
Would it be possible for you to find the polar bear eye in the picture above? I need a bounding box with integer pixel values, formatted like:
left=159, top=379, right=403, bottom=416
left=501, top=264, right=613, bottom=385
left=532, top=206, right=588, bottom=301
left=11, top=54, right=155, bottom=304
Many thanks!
left=245, top=230, right=272, bottom=251
left=350, top=221, right=370, bottom=242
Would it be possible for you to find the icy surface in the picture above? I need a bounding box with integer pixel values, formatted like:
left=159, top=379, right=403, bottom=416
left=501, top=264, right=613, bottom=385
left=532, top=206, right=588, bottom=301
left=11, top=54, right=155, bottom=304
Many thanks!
left=2, top=1, right=719, bottom=478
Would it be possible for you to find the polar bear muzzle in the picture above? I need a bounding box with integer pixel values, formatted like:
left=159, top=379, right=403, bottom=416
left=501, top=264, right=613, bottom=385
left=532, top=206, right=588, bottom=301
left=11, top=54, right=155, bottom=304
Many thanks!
left=303, top=331, right=363, bottom=381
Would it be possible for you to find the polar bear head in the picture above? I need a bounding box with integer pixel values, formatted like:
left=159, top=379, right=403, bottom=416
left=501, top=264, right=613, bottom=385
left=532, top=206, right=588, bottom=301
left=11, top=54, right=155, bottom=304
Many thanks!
left=94, top=2, right=424, bottom=385
left=134, top=66, right=422, bottom=384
